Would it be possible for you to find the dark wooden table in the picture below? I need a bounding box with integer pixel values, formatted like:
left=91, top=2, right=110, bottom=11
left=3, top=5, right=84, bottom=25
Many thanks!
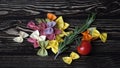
left=0, top=0, right=120, bottom=68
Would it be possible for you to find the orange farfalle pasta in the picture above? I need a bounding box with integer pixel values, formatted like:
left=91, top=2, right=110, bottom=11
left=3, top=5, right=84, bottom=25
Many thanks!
left=82, top=30, right=92, bottom=41
left=88, top=27, right=107, bottom=43
left=47, top=13, right=57, bottom=21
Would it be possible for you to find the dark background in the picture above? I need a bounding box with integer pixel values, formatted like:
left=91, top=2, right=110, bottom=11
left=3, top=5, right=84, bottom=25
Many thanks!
left=0, top=0, right=120, bottom=68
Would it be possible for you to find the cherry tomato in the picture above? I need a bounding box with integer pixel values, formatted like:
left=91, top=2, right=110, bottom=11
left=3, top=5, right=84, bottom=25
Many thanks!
left=77, top=40, right=91, bottom=55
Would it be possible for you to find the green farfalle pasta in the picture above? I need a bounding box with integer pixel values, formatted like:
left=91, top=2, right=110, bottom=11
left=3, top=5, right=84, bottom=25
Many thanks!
left=37, top=41, right=49, bottom=57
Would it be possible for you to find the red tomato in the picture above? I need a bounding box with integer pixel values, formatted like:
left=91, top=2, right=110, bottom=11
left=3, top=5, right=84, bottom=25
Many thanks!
left=77, top=40, right=91, bottom=55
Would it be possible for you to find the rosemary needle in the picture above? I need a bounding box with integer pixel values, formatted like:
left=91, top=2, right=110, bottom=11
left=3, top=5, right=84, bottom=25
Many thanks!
left=54, top=13, right=96, bottom=59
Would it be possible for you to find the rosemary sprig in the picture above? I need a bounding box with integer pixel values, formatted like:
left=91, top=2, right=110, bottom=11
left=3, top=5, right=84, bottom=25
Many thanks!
left=54, top=13, right=96, bottom=59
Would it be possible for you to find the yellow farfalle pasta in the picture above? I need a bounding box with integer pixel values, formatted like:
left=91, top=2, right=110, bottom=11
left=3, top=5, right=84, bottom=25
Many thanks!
left=55, top=16, right=71, bottom=38
left=46, top=40, right=59, bottom=54
left=62, top=52, right=80, bottom=64
left=56, top=16, right=69, bottom=30
left=55, top=35, right=64, bottom=42
left=100, top=33, right=107, bottom=42
left=88, top=27, right=107, bottom=42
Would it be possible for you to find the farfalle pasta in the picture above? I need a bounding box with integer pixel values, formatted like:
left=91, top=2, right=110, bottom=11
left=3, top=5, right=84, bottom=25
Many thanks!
left=13, top=13, right=107, bottom=65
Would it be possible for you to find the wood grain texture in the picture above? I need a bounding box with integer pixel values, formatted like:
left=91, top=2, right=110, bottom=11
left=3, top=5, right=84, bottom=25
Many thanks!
left=0, top=0, right=119, bottom=19
left=0, top=55, right=119, bottom=68
left=0, top=0, right=120, bottom=68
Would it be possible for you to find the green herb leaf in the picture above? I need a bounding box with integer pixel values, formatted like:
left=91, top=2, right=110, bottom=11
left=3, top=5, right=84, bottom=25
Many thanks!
left=54, top=13, right=96, bottom=59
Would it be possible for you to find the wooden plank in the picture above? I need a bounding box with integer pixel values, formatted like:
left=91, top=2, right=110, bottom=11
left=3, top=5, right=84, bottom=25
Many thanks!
left=0, top=0, right=120, bottom=68
left=0, top=0, right=119, bottom=19
left=0, top=55, right=119, bottom=68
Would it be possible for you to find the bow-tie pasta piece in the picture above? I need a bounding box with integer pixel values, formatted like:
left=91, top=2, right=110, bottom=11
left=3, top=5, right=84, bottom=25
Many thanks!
left=13, top=37, right=23, bottom=43
left=37, top=41, right=49, bottom=56
left=62, top=52, right=80, bottom=64
left=55, top=16, right=69, bottom=30
left=13, top=31, right=29, bottom=43
left=88, top=27, right=107, bottom=42
left=37, top=48, right=48, bottom=57
left=100, top=33, right=107, bottom=43
left=47, top=13, right=57, bottom=21
left=30, top=30, right=40, bottom=39
left=46, top=40, right=59, bottom=54
left=30, top=30, right=46, bottom=41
